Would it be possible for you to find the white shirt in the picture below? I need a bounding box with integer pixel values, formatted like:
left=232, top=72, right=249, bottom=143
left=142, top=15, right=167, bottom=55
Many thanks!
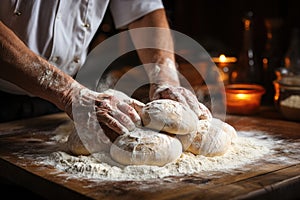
left=0, top=0, right=164, bottom=95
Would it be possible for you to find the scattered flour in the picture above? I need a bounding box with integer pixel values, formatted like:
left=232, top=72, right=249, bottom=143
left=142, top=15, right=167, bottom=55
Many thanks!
left=49, top=121, right=73, bottom=143
left=39, top=130, right=297, bottom=182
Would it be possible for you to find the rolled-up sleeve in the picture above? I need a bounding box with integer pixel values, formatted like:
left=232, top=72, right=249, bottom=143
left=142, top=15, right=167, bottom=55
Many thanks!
left=109, top=0, right=164, bottom=29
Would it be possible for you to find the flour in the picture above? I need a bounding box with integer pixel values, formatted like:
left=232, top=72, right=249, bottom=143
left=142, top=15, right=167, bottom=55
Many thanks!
left=49, top=121, right=74, bottom=143
left=40, top=130, right=297, bottom=182
left=280, top=95, right=300, bottom=109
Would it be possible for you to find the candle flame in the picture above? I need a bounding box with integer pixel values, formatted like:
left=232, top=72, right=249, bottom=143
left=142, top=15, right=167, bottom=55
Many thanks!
left=236, top=93, right=249, bottom=100
left=219, top=54, right=227, bottom=63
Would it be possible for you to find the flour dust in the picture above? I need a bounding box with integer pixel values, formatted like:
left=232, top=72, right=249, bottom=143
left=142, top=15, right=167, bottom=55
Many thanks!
left=38, top=130, right=300, bottom=182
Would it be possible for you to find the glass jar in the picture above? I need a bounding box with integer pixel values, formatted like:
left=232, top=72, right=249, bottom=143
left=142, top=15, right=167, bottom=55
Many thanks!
left=273, top=75, right=300, bottom=121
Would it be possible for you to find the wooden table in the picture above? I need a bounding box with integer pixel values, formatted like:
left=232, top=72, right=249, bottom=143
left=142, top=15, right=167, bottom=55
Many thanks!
left=0, top=108, right=300, bottom=200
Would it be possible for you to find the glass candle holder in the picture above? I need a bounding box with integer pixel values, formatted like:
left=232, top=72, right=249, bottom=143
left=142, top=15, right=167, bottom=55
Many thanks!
left=212, top=54, right=237, bottom=85
left=225, top=84, right=265, bottom=115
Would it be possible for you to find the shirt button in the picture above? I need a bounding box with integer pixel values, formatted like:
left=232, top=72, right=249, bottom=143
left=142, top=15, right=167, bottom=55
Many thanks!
left=56, top=13, right=62, bottom=20
left=83, top=23, right=90, bottom=28
left=51, top=56, right=59, bottom=62
left=14, top=10, right=22, bottom=16
left=73, top=57, right=80, bottom=64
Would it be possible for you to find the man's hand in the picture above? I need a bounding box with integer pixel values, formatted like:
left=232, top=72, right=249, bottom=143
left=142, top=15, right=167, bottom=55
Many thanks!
left=151, top=85, right=212, bottom=120
left=63, top=85, right=144, bottom=143
left=100, top=89, right=145, bottom=132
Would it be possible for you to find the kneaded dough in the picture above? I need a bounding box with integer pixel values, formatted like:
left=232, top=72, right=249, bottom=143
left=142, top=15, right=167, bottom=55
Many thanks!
left=176, top=131, right=197, bottom=151
left=66, top=125, right=111, bottom=156
left=140, top=99, right=198, bottom=135
left=185, top=118, right=237, bottom=157
left=66, top=128, right=90, bottom=156
left=110, top=128, right=183, bottom=166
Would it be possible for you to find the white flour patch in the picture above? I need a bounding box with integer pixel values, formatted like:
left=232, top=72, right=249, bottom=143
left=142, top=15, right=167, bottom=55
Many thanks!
left=38, top=130, right=300, bottom=181
left=49, top=121, right=74, bottom=143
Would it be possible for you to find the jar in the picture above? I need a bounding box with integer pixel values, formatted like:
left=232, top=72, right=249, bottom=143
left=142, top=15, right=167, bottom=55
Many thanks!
left=273, top=75, right=300, bottom=121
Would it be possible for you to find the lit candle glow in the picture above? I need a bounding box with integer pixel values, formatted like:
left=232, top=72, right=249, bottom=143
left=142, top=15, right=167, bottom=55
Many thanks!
left=212, top=54, right=237, bottom=85
left=225, top=84, right=265, bottom=115
left=235, top=93, right=248, bottom=100
left=212, top=54, right=237, bottom=63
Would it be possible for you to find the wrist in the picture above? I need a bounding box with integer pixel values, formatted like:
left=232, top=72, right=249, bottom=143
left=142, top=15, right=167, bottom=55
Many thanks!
left=149, top=84, right=179, bottom=101
left=146, top=58, right=180, bottom=86
left=60, top=82, right=88, bottom=117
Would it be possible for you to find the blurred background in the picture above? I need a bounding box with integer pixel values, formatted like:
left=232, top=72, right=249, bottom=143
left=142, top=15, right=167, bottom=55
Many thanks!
left=95, top=0, right=299, bottom=57
left=163, top=0, right=299, bottom=57
left=90, top=0, right=300, bottom=108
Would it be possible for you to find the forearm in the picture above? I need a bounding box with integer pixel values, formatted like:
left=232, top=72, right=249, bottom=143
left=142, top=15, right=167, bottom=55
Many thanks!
left=128, top=9, right=180, bottom=89
left=0, top=21, right=79, bottom=111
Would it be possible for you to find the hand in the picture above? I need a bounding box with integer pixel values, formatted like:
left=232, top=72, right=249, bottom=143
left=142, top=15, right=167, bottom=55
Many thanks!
left=63, top=85, right=144, bottom=143
left=151, top=85, right=212, bottom=120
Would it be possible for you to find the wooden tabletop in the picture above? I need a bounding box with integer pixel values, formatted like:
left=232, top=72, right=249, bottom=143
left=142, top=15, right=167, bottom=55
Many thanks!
left=0, top=108, right=299, bottom=200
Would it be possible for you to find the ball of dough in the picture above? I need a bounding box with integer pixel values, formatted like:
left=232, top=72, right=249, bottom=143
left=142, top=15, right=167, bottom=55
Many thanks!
left=66, top=125, right=111, bottom=156
left=176, top=119, right=210, bottom=151
left=110, top=128, right=183, bottom=166
left=140, top=99, right=198, bottom=135
left=187, top=118, right=237, bottom=157
left=176, top=131, right=197, bottom=151
left=66, top=127, right=90, bottom=156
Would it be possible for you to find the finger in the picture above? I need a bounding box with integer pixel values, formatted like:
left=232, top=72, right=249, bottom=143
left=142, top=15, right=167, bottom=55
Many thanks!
left=129, top=99, right=145, bottom=111
left=118, top=102, right=142, bottom=126
left=111, top=108, right=136, bottom=131
left=182, top=90, right=202, bottom=117
left=175, top=87, right=204, bottom=119
left=95, top=98, right=134, bottom=133
left=96, top=110, right=129, bottom=135
left=161, top=87, right=189, bottom=105
left=122, top=99, right=145, bottom=120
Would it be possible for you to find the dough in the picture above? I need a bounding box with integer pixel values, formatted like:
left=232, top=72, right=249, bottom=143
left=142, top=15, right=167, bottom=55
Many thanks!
left=66, top=97, right=235, bottom=162
left=140, top=99, right=198, bottom=135
left=66, top=128, right=90, bottom=156
left=185, top=118, right=237, bottom=156
left=66, top=125, right=111, bottom=156
left=176, top=131, right=197, bottom=151
left=110, top=128, right=183, bottom=166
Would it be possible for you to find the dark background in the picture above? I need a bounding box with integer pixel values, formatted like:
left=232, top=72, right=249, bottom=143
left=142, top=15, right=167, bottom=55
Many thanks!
left=92, top=0, right=300, bottom=106
left=97, top=0, right=300, bottom=59
left=162, top=0, right=299, bottom=58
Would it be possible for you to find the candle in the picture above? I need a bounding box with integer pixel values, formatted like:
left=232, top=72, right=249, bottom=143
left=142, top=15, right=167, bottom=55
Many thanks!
left=225, top=84, right=265, bottom=115
left=212, top=54, right=237, bottom=85
left=212, top=54, right=237, bottom=63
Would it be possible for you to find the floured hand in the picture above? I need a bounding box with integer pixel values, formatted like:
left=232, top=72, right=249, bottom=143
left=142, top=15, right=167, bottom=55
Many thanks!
left=63, top=84, right=144, bottom=141
left=151, top=85, right=212, bottom=120
left=143, top=58, right=212, bottom=120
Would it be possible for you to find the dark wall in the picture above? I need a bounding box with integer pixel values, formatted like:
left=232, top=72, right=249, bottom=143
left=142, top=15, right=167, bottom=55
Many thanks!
left=163, top=0, right=300, bottom=57
left=91, top=1, right=300, bottom=105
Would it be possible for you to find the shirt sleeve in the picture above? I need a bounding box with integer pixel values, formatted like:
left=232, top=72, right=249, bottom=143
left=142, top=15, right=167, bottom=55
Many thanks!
left=109, top=0, right=164, bottom=29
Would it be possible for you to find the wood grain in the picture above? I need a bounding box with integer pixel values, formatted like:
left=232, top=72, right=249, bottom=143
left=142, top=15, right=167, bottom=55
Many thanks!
left=0, top=111, right=299, bottom=199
